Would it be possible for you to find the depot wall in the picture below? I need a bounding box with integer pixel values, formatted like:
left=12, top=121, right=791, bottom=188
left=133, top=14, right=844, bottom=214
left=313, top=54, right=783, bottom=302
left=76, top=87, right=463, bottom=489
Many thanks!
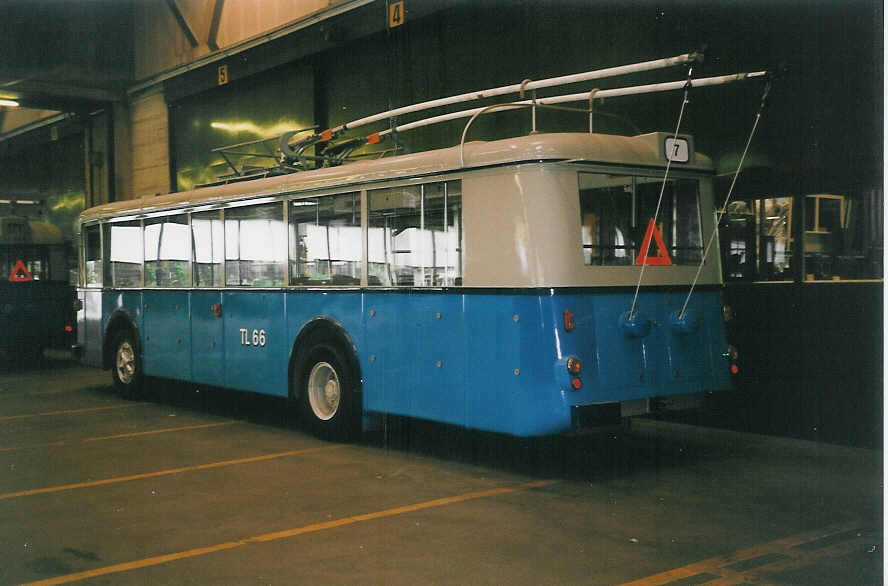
left=122, top=0, right=358, bottom=200
left=117, top=1, right=881, bottom=202
left=133, top=0, right=353, bottom=80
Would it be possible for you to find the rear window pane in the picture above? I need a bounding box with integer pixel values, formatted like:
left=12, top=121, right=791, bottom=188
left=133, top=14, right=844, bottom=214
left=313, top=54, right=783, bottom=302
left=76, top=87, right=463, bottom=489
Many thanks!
left=580, top=174, right=702, bottom=266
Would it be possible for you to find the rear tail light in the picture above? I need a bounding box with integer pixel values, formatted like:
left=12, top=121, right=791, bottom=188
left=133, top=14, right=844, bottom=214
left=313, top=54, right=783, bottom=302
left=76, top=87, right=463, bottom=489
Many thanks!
left=724, top=345, right=740, bottom=375
left=65, top=325, right=73, bottom=332
left=566, top=357, right=581, bottom=374
left=563, top=310, right=575, bottom=332
left=726, top=345, right=739, bottom=361
left=571, top=377, right=582, bottom=390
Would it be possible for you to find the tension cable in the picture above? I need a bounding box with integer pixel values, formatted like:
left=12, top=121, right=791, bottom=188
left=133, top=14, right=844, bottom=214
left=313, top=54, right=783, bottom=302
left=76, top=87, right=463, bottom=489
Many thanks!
left=679, top=77, right=772, bottom=319
left=628, top=64, right=695, bottom=320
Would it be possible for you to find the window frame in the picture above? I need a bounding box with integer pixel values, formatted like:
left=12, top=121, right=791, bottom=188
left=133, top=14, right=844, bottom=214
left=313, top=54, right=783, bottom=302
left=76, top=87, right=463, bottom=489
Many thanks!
left=78, top=174, right=467, bottom=291
left=578, top=171, right=705, bottom=267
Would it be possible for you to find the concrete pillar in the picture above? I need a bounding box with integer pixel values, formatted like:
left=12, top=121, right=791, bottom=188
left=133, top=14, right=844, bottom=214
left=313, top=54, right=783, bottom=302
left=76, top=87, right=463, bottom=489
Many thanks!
left=128, top=87, right=171, bottom=200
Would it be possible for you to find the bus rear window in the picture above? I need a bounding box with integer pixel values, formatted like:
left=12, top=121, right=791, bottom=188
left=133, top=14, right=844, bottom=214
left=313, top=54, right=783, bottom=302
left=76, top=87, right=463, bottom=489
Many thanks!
left=579, top=173, right=703, bottom=266
left=84, top=225, right=102, bottom=286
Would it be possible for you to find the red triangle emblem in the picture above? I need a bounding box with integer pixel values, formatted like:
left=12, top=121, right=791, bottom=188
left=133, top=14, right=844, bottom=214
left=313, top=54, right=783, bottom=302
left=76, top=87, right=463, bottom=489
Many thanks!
left=8, top=260, right=34, bottom=282
left=635, top=218, right=672, bottom=266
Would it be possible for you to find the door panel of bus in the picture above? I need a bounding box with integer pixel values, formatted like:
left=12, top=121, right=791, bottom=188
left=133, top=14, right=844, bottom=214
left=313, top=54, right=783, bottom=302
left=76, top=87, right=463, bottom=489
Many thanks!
left=190, top=291, right=225, bottom=387
left=222, top=292, right=287, bottom=396
left=362, top=292, right=467, bottom=426
left=142, top=291, right=191, bottom=380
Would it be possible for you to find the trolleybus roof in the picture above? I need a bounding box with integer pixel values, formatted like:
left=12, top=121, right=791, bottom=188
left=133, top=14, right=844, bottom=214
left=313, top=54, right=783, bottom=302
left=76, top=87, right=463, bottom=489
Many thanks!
left=80, top=131, right=713, bottom=224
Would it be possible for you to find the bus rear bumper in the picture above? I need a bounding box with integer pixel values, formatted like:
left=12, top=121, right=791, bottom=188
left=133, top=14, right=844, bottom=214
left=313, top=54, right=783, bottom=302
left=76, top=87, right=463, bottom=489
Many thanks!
left=570, top=393, right=704, bottom=429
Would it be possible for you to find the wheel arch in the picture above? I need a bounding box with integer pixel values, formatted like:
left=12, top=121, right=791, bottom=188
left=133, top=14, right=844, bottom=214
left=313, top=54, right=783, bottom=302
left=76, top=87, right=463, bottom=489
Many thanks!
left=103, top=308, right=140, bottom=371
left=288, top=316, right=362, bottom=402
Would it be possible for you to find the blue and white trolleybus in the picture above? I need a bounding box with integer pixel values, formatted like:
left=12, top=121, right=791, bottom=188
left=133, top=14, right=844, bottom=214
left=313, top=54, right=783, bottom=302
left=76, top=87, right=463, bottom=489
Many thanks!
left=76, top=55, right=758, bottom=439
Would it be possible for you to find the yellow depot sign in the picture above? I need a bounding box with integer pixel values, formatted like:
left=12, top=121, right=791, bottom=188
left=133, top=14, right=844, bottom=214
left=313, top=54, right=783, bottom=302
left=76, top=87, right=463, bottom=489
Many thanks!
left=389, top=1, right=404, bottom=28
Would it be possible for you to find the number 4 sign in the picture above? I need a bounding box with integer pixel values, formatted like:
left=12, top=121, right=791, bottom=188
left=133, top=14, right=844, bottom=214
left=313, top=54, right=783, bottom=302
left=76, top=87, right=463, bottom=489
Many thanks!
left=389, top=1, right=404, bottom=28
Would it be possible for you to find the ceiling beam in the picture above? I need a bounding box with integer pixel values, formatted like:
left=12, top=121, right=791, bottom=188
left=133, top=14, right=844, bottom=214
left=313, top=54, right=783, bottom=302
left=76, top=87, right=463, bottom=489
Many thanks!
left=207, top=0, right=225, bottom=51
left=6, top=80, right=121, bottom=104
left=166, top=0, right=199, bottom=48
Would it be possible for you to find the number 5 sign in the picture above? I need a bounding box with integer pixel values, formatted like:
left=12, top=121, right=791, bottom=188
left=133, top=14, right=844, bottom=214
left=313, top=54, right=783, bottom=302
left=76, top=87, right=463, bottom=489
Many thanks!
left=389, top=1, right=405, bottom=28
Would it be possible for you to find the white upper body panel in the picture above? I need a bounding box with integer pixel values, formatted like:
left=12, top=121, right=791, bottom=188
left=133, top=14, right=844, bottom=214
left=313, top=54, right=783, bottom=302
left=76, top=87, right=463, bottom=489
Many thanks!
left=79, top=132, right=712, bottom=223
left=79, top=131, right=721, bottom=288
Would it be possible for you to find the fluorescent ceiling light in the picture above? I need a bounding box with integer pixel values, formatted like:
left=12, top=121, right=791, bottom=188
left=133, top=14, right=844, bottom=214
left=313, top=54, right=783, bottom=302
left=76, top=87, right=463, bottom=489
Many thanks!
left=0, top=99, right=19, bottom=107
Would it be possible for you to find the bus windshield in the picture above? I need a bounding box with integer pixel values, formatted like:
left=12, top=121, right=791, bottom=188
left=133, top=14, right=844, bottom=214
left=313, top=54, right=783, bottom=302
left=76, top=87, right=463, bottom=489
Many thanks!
left=579, top=173, right=703, bottom=266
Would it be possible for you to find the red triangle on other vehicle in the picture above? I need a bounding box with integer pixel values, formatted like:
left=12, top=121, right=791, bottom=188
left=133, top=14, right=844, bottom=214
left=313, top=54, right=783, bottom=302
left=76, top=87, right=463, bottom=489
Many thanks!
left=8, top=260, right=34, bottom=282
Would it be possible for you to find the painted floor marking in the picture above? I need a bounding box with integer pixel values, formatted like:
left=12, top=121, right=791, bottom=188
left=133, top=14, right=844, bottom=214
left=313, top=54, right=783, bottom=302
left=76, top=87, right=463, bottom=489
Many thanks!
left=1, top=387, right=94, bottom=398
left=0, top=404, right=139, bottom=422
left=0, top=421, right=239, bottom=452
left=82, top=421, right=239, bottom=442
left=20, top=479, right=556, bottom=585
left=618, top=522, right=874, bottom=586
left=0, top=445, right=340, bottom=501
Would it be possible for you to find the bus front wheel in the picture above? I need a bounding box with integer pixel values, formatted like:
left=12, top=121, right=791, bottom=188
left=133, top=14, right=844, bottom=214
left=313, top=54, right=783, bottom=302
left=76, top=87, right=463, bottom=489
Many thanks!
left=111, top=331, right=142, bottom=399
left=298, top=342, right=359, bottom=441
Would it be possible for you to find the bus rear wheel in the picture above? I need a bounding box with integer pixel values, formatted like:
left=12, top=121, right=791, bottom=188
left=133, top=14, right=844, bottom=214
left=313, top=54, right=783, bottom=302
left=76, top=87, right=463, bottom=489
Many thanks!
left=298, top=342, right=359, bottom=441
left=111, top=331, right=142, bottom=399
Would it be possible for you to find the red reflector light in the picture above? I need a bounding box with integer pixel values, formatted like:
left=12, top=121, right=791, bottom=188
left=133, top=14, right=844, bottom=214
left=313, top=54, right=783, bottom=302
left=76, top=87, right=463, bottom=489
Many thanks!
left=566, top=357, right=581, bottom=374
left=571, top=377, right=582, bottom=390
left=65, top=325, right=73, bottom=332
left=563, top=310, right=575, bottom=332
left=730, top=364, right=739, bottom=375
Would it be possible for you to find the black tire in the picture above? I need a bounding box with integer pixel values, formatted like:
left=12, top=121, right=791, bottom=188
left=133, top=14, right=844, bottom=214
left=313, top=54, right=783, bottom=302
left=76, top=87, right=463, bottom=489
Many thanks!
left=297, top=340, right=360, bottom=441
left=110, top=330, right=142, bottom=399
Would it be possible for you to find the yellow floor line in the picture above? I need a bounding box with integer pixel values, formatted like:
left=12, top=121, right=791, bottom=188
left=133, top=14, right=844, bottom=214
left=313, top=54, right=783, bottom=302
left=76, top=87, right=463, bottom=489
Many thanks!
left=618, top=522, right=868, bottom=586
left=0, top=421, right=239, bottom=453
left=20, top=479, right=556, bottom=586
left=83, top=421, right=238, bottom=442
left=0, top=404, right=139, bottom=422
left=0, top=445, right=340, bottom=501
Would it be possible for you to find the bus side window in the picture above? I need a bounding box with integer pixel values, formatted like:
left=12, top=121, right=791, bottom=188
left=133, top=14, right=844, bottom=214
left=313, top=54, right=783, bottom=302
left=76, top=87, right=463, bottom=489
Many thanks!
left=289, top=193, right=361, bottom=286
left=368, top=180, right=462, bottom=287
left=145, top=214, right=191, bottom=288
left=105, top=222, right=143, bottom=287
left=422, top=181, right=462, bottom=287
left=192, top=210, right=224, bottom=287
left=225, top=203, right=286, bottom=287
left=84, top=224, right=102, bottom=286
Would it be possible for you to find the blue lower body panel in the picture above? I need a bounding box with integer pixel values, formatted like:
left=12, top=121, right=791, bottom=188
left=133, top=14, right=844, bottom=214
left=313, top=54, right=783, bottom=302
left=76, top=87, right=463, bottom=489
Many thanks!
left=79, top=287, right=731, bottom=436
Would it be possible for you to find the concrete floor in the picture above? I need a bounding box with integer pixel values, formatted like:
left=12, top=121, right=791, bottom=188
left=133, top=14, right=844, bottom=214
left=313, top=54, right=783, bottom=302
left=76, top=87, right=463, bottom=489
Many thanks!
left=0, top=359, right=882, bottom=585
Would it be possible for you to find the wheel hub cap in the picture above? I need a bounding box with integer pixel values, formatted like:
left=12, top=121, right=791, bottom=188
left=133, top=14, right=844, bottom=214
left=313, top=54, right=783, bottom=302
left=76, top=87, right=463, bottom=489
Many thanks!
left=308, top=362, right=340, bottom=420
left=116, top=341, right=135, bottom=384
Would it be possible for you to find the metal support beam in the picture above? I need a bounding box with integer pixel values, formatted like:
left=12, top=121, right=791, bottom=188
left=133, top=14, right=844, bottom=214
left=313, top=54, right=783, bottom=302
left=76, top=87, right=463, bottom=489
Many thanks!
left=207, top=0, right=225, bottom=51
left=166, top=0, right=199, bottom=48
